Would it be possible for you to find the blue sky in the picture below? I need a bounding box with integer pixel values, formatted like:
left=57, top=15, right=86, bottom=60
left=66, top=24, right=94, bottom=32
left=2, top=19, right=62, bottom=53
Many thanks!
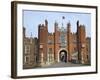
left=23, top=10, right=91, bottom=38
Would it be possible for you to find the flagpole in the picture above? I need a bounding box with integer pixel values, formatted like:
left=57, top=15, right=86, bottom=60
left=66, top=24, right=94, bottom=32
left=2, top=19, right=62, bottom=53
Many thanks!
left=62, top=16, right=65, bottom=27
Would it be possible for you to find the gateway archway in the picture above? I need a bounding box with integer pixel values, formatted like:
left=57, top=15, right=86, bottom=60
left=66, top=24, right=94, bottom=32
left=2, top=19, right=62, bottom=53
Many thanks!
left=59, top=50, right=67, bottom=62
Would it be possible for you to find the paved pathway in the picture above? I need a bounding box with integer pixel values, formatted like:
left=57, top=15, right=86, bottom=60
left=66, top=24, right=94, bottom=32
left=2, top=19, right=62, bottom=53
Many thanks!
left=41, top=62, right=87, bottom=68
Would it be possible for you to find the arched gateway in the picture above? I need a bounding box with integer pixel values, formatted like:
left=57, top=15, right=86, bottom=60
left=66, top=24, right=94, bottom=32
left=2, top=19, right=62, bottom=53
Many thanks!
left=59, top=50, right=67, bottom=62
left=57, top=49, right=68, bottom=62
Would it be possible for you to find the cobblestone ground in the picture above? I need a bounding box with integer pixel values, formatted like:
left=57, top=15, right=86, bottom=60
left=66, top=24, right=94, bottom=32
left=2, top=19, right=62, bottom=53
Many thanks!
left=41, top=62, right=89, bottom=68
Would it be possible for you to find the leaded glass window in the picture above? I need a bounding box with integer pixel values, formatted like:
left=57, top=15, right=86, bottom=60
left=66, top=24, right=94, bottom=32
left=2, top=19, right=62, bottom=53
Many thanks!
left=59, top=27, right=67, bottom=48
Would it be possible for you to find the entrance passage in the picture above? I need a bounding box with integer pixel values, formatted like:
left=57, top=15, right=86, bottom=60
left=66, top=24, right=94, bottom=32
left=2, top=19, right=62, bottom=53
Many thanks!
left=59, top=50, right=67, bottom=62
